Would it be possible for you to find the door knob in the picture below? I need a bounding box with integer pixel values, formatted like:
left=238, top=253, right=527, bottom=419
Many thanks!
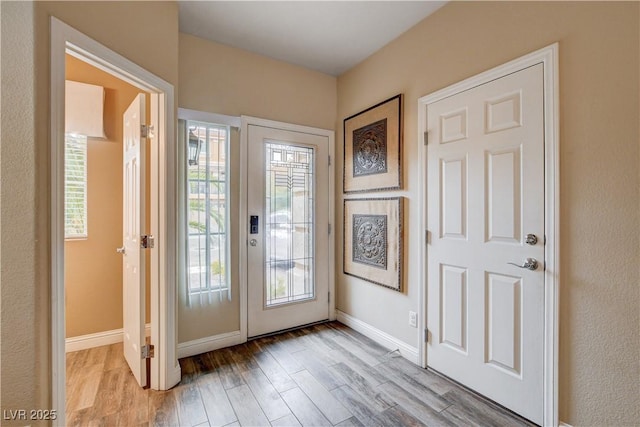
left=525, top=234, right=538, bottom=245
left=249, top=239, right=257, bottom=247
left=116, top=246, right=126, bottom=254
left=507, top=258, right=538, bottom=271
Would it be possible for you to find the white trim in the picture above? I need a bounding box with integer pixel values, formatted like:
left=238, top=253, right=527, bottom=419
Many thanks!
left=417, top=43, right=559, bottom=427
left=151, top=87, right=182, bottom=391
left=65, top=324, right=151, bottom=353
left=177, top=331, right=244, bottom=359
left=50, top=17, right=180, bottom=426
left=336, top=310, right=419, bottom=364
left=328, top=122, right=336, bottom=322
left=239, top=119, right=249, bottom=342
left=50, top=20, right=67, bottom=425
left=558, top=423, right=573, bottom=427
left=178, top=108, right=241, bottom=128
left=240, top=116, right=336, bottom=337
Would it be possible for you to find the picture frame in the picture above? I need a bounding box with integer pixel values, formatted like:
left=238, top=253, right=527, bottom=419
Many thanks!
left=343, top=94, right=403, bottom=193
left=343, top=197, right=403, bottom=292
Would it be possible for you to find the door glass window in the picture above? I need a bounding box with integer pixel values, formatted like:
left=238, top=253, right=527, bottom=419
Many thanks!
left=264, top=142, right=314, bottom=306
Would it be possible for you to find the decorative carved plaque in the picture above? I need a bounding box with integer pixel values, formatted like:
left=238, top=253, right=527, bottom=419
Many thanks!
left=352, top=119, right=387, bottom=177
left=352, top=214, right=387, bottom=269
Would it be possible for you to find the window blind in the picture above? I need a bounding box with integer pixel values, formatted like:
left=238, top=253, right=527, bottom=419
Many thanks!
left=65, top=134, right=87, bottom=239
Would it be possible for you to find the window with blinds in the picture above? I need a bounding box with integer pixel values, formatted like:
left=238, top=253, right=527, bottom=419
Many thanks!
left=65, top=134, right=88, bottom=239
left=186, top=121, right=230, bottom=300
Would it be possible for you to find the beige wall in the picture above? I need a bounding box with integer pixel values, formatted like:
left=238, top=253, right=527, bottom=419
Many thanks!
left=177, top=33, right=337, bottom=342
left=64, top=55, right=151, bottom=338
left=0, top=1, right=178, bottom=423
left=179, top=33, right=337, bottom=130
left=1, top=1, right=44, bottom=421
left=336, top=2, right=639, bottom=425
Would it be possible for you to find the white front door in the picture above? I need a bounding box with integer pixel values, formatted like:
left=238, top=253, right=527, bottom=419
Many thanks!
left=426, top=64, right=544, bottom=423
left=247, top=124, right=330, bottom=337
left=122, top=93, right=147, bottom=387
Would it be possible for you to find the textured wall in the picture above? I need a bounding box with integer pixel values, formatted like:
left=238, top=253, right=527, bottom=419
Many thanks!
left=0, top=2, right=48, bottom=423
left=179, top=33, right=337, bottom=131
left=336, top=2, right=639, bottom=425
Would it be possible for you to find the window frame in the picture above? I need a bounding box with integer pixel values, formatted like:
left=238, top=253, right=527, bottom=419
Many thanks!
left=185, top=120, right=231, bottom=297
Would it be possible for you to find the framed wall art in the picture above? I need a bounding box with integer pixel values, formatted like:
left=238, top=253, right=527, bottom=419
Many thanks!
left=343, top=197, right=403, bottom=291
left=343, top=94, right=402, bottom=193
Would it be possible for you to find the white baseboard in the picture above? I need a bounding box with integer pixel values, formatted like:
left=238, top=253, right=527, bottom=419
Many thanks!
left=336, top=310, right=420, bottom=364
left=66, top=323, right=151, bottom=353
left=177, top=330, right=244, bottom=359
left=559, top=422, right=573, bottom=427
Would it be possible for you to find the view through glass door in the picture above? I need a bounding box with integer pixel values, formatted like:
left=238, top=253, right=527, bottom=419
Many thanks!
left=247, top=124, right=330, bottom=337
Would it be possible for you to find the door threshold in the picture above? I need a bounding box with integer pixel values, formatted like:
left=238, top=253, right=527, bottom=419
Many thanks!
left=248, top=319, right=329, bottom=341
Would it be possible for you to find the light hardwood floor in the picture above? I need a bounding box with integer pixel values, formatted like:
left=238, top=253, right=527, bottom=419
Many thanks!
left=66, top=322, right=535, bottom=426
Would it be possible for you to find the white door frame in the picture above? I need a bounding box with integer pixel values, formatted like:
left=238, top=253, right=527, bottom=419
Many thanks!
left=417, top=43, right=559, bottom=426
left=239, top=116, right=336, bottom=341
left=50, top=17, right=181, bottom=426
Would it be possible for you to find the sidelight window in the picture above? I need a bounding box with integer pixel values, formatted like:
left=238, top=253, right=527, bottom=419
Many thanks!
left=186, top=121, right=230, bottom=298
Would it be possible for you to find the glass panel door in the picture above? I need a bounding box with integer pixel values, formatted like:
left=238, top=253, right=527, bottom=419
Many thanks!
left=247, top=124, right=330, bottom=337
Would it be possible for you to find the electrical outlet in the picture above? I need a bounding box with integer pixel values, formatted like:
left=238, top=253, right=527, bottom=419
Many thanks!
left=409, top=311, right=417, bottom=328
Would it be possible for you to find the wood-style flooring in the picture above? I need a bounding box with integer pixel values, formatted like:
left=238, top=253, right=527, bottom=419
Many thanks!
left=66, top=322, right=535, bottom=426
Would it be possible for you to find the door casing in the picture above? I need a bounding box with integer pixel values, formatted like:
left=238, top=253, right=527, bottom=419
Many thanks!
left=417, top=43, right=559, bottom=426
left=239, top=116, right=336, bottom=341
left=50, top=17, right=181, bottom=427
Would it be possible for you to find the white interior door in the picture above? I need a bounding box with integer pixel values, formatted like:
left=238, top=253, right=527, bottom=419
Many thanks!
left=426, top=64, right=544, bottom=423
left=122, top=93, right=147, bottom=387
left=247, top=124, right=330, bottom=337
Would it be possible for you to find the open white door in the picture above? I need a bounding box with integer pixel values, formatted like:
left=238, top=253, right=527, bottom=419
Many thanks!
left=426, top=64, right=545, bottom=423
left=121, top=93, right=147, bottom=387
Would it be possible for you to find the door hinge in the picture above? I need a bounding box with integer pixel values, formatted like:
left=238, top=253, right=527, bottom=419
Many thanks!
left=328, top=292, right=330, bottom=303
left=425, top=229, right=430, bottom=245
left=141, top=124, right=154, bottom=138
left=142, top=344, right=154, bottom=359
left=141, top=235, right=155, bottom=249
left=328, top=155, right=332, bottom=166
left=423, top=131, right=429, bottom=145
left=328, top=223, right=332, bottom=235
left=425, top=329, right=430, bottom=343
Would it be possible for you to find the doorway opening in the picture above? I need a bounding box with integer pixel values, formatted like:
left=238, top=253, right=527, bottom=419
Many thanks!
left=50, top=17, right=180, bottom=426
left=63, top=53, right=152, bottom=419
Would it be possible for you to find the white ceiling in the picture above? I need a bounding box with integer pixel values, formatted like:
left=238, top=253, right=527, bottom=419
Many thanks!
left=178, top=1, right=446, bottom=76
